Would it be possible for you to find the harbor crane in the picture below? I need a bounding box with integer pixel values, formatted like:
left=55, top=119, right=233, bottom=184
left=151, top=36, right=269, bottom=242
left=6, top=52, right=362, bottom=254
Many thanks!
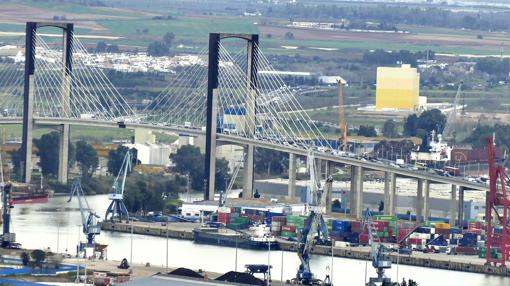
left=361, top=208, right=393, bottom=286
left=292, top=150, right=332, bottom=286
left=442, top=81, right=463, bottom=141
left=68, top=179, right=101, bottom=247
left=105, top=151, right=132, bottom=222
left=337, top=78, right=347, bottom=152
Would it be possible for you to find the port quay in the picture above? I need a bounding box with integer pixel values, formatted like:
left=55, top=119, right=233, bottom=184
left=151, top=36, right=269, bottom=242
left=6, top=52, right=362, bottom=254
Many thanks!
left=0, top=15, right=509, bottom=286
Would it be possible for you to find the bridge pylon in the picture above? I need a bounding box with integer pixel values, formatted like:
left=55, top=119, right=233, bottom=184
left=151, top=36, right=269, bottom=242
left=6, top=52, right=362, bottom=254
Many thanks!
left=21, top=22, right=73, bottom=184
left=204, top=33, right=259, bottom=200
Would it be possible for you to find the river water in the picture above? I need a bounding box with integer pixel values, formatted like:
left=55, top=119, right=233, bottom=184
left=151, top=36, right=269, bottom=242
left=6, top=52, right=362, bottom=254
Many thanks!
left=10, top=195, right=510, bottom=286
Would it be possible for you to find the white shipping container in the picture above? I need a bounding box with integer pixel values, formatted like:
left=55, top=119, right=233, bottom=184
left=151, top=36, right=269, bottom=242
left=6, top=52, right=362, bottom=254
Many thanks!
left=335, top=241, right=351, bottom=248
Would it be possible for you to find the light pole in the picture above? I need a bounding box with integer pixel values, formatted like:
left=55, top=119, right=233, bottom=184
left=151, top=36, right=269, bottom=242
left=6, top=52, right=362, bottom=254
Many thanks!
left=57, top=222, right=60, bottom=254
left=280, top=250, right=284, bottom=282
left=76, top=225, right=80, bottom=283
left=130, top=224, right=134, bottom=265
left=267, top=238, right=271, bottom=286
left=235, top=235, right=238, bottom=272
left=186, top=173, right=191, bottom=202
left=166, top=223, right=169, bottom=270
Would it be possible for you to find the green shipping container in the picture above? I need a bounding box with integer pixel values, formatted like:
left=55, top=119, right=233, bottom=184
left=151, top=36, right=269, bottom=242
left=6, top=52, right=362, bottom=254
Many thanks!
left=281, top=231, right=296, bottom=237
left=374, top=215, right=397, bottom=221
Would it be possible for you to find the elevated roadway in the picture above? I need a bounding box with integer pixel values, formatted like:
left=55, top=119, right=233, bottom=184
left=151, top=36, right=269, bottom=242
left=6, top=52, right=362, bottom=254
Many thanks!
left=0, top=116, right=488, bottom=192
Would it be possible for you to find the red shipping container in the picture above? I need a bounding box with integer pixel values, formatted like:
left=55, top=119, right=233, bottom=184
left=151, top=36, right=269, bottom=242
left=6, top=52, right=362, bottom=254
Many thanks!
left=218, top=212, right=231, bottom=224
left=468, top=222, right=483, bottom=230
left=351, top=221, right=362, bottom=233
left=272, top=216, right=286, bottom=222
left=456, top=246, right=478, bottom=255
left=282, top=225, right=296, bottom=232
left=408, top=238, right=423, bottom=245
left=464, top=229, right=482, bottom=235
left=359, top=234, right=370, bottom=244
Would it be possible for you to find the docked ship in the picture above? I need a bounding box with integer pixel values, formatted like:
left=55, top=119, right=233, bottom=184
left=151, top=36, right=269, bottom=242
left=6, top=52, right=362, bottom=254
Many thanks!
left=193, top=224, right=280, bottom=250
left=10, top=183, right=50, bottom=204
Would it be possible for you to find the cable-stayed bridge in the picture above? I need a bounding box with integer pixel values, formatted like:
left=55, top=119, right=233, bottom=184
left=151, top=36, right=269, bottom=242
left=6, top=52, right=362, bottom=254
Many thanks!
left=0, top=22, right=487, bottom=222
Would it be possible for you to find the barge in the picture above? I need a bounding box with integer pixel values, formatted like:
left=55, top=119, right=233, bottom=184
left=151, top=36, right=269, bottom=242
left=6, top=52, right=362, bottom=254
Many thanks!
left=193, top=224, right=280, bottom=250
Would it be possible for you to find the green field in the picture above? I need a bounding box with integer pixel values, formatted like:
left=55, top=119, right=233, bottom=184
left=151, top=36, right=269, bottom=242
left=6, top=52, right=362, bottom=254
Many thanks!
left=98, top=16, right=258, bottom=47
left=1, top=1, right=510, bottom=57
left=0, top=124, right=178, bottom=144
left=13, top=0, right=142, bottom=17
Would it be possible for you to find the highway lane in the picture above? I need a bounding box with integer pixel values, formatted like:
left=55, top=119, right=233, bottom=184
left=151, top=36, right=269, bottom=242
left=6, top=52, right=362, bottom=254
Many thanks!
left=0, top=116, right=488, bottom=191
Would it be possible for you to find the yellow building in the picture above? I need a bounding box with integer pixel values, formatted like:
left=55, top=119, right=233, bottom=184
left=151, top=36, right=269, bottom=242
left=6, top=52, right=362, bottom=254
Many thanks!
left=375, top=64, right=420, bottom=110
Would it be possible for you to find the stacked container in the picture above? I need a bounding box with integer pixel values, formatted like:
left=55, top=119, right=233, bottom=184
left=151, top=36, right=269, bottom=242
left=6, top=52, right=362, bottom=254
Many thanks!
left=271, top=216, right=286, bottom=236
left=330, top=220, right=352, bottom=242
left=227, top=216, right=250, bottom=230
left=218, top=207, right=232, bottom=224
left=286, top=215, right=307, bottom=229
left=281, top=225, right=297, bottom=238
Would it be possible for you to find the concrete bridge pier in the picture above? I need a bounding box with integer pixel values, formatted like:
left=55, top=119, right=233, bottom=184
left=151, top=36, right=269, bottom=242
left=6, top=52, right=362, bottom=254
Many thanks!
left=450, top=185, right=458, bottom=226
left=325, top=161, right=333, bottom=213
left=57, top=124, right=70, bottom=184
left=350, top=165, right=364, bottom=219
left=57, top=25, right=72, bottom=184
left=287, top=153, right=297, bottom=199
left=457, top=186, right=465, bottom=227
left=417, top=179, right=431, bottom=223
left=242, top=144, right=254, bottom=198
left=21, top=23, right=37, bottom=184
left=416, top=179, right=424, bottom=223
left=423, top=179, right=430, bottom=223
left=383, top=172, right=397, bottom=215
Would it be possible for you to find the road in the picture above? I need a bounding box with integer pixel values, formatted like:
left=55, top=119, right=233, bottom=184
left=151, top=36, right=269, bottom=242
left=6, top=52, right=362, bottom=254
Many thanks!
left=0, top=116, right=489, bottom=191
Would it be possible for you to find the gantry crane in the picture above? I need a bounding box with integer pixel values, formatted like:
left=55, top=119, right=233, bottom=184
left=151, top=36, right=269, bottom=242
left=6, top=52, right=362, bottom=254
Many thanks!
left=292, top=150, right=332, bottom=286
left=485, top=136, right=509, bottom=266
left=442, top=81, right=463, bottom=141
left=68, top=179, right=101, bottom=247
left=361, top=208, right=393, bottom=286
left=337, top=78, right=347, bottom=151
left=105, top=151, right=132, bottom=222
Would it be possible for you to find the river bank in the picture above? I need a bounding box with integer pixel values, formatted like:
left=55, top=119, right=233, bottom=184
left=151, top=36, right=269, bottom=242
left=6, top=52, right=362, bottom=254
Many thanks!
left=100, top=220, right=510, bottom=278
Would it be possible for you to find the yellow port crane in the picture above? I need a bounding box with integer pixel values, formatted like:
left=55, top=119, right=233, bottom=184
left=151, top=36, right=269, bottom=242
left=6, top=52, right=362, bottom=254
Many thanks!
left=337, top=78, right=347, bottom=151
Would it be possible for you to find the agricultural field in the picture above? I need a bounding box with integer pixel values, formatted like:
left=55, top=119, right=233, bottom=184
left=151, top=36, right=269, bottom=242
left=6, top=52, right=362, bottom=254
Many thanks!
left=1, top=0, right=510, bottom=57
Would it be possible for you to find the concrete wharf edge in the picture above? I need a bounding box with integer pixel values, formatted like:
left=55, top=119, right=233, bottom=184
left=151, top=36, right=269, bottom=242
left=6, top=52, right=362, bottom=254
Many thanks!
left=99, top=222, right=510, bottom=277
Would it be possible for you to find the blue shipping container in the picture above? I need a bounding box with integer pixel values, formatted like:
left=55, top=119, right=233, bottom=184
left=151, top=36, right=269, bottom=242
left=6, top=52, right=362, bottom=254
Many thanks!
left=332, top=220, right=352, bottom=232
left=449, top=228, right=462, bottom=234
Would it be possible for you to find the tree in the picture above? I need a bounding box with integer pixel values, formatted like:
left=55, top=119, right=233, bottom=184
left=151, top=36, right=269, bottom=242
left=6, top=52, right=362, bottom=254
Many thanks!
left=358, top=125, right=377, bottom=137
left=31, top=249, right=46, bottom=268
left=163, top=32, right=175, bottom=48
left=20, top=252, right=29, bottom=266
left=147, top=41, right=170, bottom=57
left=33, top=132, right=60, bottom=177
left=215, top=158, right=231, bottom=191
left=169, top=145, right=230, bottom=191
left=170, top=145, right=204, bottom=190
left=417, top=109, right=446, bottom=134
left=284, top=32, right=295, bottom=40
left=75, top=141, right=99, bottom=177
left=403, top=114, right=419, bottom=136
left=8, top=148, right=23, bottom=181
left=382, top=119, right=399, bottom=138
left=107, top=145, right=136, bottom=176
left=254, top=148, right=288, bottom=177
left=403, top=109, right=446, bottom=137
